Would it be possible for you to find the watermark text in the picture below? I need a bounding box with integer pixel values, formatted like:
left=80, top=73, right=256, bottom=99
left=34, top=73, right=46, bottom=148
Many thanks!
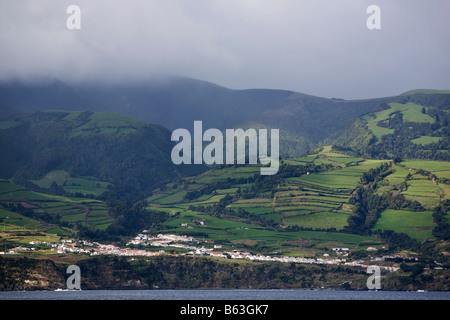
left=171, top=121, right=279, bottom=175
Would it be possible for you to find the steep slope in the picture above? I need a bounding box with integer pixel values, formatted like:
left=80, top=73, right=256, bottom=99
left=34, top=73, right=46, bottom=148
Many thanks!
left=329, top=92, right=450, bottom=160
left=0, top=110, right=200, bottom=202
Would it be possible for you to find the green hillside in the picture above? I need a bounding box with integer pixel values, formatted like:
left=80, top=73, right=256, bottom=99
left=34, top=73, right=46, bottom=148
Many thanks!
left=0, top=78, right=395, bottom=157
left=0, top=110, right=206, bottom=241
left=369, top=159, right=450, bottom=240
left=0, top=178, right=114, bottom=243
left=0, top=110, right=199, bottom=202
left=144, top=146, right=449, bottom=260
left=330, top=92, right=450, bottom=160
left=1, top=112, right=446, bottom=258
left=3, top=79, right=450, bottom=159
left=0, top=84, right=449, bottom=291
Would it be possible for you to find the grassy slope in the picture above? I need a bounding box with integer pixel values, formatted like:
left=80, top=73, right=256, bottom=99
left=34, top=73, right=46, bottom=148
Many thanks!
left=330, top=95, right=450, bottom=161
left=1, top=139, right=448, bottom=256
left=0, top=110, right=190, bottom=203
left=372, top=159, right=450, bottom=240
left=363, top=102, right=435, bottom=141
left=0, top=179, right=114, bottom=239
left=146, top=147, right=392, bottom=257
left=30, top=170, right=111, bottom=196
left=147, top=144, right=450, bottom=255
left=1, top=107, right=449, bottom=259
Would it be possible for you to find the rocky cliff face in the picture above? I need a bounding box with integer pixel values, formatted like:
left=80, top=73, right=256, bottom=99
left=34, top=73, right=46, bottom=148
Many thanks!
left=1, top=255, right=448, bottom=291
left=0, top=256, right=65, bottom=291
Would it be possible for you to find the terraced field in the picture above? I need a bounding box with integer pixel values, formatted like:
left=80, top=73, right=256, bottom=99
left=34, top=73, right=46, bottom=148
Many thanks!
left=385, top=160, right=449, bottom=209
left=371, top=159, right=450, bottom=240
left=151, top=150, right=388, bottom=225
left=145, top=147, right=389, bottom=256
left=274, top=159, right=389, bottom=230
left=0, top=179, right=114, bottom=236
left=2, top=143, right=447, bottom=256
left=30, top=170, right=111, bottom=196
left=145, top=143, right=450, bottom=254
left=66, top=111, right=145, bottom=137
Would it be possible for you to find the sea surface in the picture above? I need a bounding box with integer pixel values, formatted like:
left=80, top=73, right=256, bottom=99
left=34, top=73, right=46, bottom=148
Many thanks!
left=0, top=289, right=449, bottom=300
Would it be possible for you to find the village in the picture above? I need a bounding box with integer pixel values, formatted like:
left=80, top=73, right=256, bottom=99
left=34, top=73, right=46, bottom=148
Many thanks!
left=1, top=231, right=402, bottom=272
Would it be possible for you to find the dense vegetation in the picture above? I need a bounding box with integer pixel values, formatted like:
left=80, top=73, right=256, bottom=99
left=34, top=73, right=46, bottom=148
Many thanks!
left=0, top=83, right=449, bottom=291
left=0, top=111, right=203, bottom=202
left=0, top=111, right=207, bottom=240
left=331, top=94, right=450, bottom=161
left=0, top=77, right=396, bottom=157
left=346, top=162, right=425, bottom=234
left=433, top=200, right=450, bottom=240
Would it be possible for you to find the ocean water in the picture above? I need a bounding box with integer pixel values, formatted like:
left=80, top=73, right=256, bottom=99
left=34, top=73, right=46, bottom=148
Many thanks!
left=0, top=289, right=449, bottom=300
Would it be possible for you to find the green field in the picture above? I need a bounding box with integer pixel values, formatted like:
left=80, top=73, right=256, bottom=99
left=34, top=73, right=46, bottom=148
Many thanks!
left=373, top=160, right=450, bottom=209
left=273, top=158, right=389, bottom=230
left=30, top=170, right=70, bottom=188
left=30, top=170, right=111, bottom=196
left=149, top=149, right=390, bottom=236
left=400, top=160, right=449, bottom=208
left=369, top=159, right=449, bottom=241
left=0, top=179, right=23, bottom=193
left=2, top=142, right=448, bottom=259
left=287, top=146, right=364, bottom=168
left=157, top=207, right=378, bottom=256
left=373, top=209, right=434, bottom=242
left=363, top=102, right=436, bottom=140
left=144, top=147, right=396, bottom=255
left=402, top=160, right=450, bottom=173
left=67, top=111, right=145, bottom=137
left=363, top=114, right=395, bottom=139
left=0, top=179, right=113, bottom=237
left=411, top=136, right=442, bottom=145
left=402, top=179, right=441, bottom=207
left=283, top=211, right=350, bottom=230
left=63, top=177, right=111, bottom=196
left=143, top=144, right=450, bottom=257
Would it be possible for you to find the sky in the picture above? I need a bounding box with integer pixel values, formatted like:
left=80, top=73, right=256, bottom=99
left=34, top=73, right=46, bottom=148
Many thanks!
left=0, top=0, right=449, bottom=99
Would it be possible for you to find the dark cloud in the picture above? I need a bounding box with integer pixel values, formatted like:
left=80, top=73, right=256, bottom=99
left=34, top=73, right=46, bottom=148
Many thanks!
left=0, top=0, right=449, bottom=99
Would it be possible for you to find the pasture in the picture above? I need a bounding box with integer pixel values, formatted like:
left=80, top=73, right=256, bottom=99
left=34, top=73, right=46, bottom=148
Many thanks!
left=148, top=147, right=389, bottom=255
left=30, top=170, right=111, bottom=196
left=363, top=102, right=435, bottom=140
left=373, top=209, right=434, bottom=242
left=0, top=180, right=113, bottom=236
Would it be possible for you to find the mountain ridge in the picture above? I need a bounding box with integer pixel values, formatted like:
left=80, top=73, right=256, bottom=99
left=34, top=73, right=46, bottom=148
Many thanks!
left=1, top=76, right=449, bottom=164
left=0, top=77, right=409, bottom=157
